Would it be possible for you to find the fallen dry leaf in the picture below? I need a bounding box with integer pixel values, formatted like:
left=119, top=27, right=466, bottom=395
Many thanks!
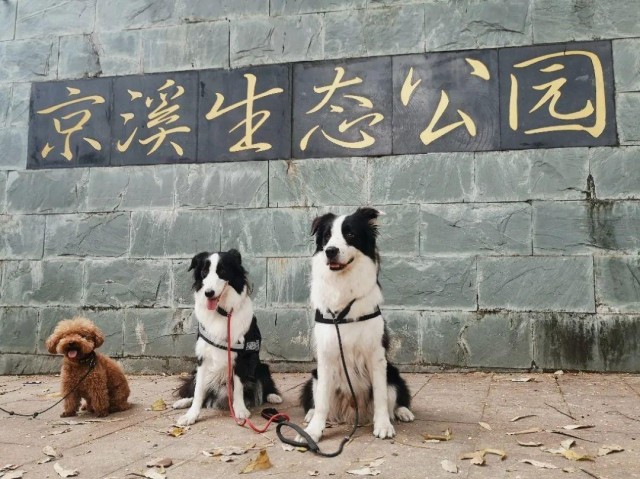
left=478, top=422, right=492, bottom=431
left=520, top=459, right=558, bottom=469
left=0, top=465, right=18, bottom=472
left=151, top=398, right=167, bottom=411
left=367, top=459, right=385, bottom=468
left=346, top=467, right=381, bottom=476
left=49, top=428, right=72, bottom=436
left=563, top=467, right=577, bottom=473
left=441, top=460, right=458, bottom=474
left=511, top=377, right=534, bottom=382
left=422, top=428, right=452, bottom=442
left=144, top=469, right=166, bottom=479
left=38, top=457, right=53, bottom=464
left=511, top=414, right=537, bottom=422
left=167, top=426, right=186, bottom=437
left=54, top=462, right=79, bottom=478
left=308, top=471, right=319, bottom=477
left=207, top=446, right=249, bottom=457
left=146, top=458, right=173, bottom=468
left=460, top=449, right=507, bottom=466
left=3, top=471, right=26, bottom=479
left=507, top=427, right=543, bottom=436
left=598, top=444, right=624, bottom=456
left=562, top=425, right=595, bottom=430
left=23, top=380, right=43, bottom=385
left=220, top=456, right=234, bottom=463
left=240, top=449, right=272, bottom=474
left=554, top=370, right=564, bottom=376
left=560, top=450, right=594, bottom=462
left=517, top=440, right=543, bottom=447
left=281, top=444, right=296, bottom=452
left=43, top=445, right=60, bottom=458
left=561, top=439, right=576, bottom=450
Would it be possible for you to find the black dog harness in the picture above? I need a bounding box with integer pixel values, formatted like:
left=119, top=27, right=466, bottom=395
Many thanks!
left=314, top=299, right=382, bottom=325
left=197, top=306, right=261, bottom=354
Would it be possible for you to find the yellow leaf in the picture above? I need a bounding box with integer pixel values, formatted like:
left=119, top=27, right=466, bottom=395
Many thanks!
left=478, top=422, right=492, bottom=431
left=168, top=426, right=185, bottom=437
left=151, top=399, right=167, bottom=411
left=560, top=449, right=594, bottom=462
left=240, top=449, right=272, bottom=474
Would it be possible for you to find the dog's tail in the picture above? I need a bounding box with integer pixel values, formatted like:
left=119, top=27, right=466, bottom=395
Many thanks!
left=175, top=371, right=196, bottom=398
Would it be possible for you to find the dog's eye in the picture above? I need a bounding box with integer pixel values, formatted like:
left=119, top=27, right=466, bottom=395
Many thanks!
left=323, top=231, right=331, bottom=242
left=345, top=232, right=355, bottom=240
left=200, top=268, right=209, bottom=279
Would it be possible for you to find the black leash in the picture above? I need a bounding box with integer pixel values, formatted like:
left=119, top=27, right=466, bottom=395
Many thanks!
left=0, top=353, right=97, bottom=419
left=275, top=300, right=360, bottom=457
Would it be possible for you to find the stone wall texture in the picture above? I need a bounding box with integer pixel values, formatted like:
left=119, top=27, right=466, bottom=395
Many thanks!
left=1, top=0, right=640, bottom=373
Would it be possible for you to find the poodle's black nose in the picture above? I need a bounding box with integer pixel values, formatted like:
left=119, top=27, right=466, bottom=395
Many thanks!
left=325, top=247, right=339, bottom=260
left=68, top=342, right=78, bottom=348
left=204, top=289, right=216, bottom=299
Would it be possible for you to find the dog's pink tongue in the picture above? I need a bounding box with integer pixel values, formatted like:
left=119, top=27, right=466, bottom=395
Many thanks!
left=207, top=298, right=219, bottom=311
left=67, top=350, right=78, bottom=359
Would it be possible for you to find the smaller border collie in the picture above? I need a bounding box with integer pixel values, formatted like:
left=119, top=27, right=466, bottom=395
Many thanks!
left=299, top=208, right=415, bottom=443
left=174, top=249, right=282, bottom=426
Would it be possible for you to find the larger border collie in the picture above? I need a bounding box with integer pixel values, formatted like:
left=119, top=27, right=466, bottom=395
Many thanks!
left=174, top=249, right=282, bottom=426
left=299, top=208, right=415, bottom=442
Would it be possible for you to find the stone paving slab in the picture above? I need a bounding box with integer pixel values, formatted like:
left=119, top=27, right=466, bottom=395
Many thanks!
left=0, top=372, right=639, bottom=479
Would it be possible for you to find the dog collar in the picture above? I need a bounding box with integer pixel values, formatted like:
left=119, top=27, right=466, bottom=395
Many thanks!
left=315, top=299, right=382, bottom=325
left=197, top=318, right=261, bottom=353
left=77, top=351, right=97, bottom=367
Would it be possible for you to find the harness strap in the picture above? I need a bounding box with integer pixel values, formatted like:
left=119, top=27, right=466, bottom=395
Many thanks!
left=197, top=322, right=261, bottom=353
left=315, top=300, right=382, bottom=325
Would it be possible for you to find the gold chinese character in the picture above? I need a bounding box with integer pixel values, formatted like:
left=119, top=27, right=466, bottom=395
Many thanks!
left=509, top=50, right=605, bottom=137
left=205, top=73, right=283, bottom=153
left=301, top=67, right=384, bottom=150
left=117, top=79, right=191, bottom=156
left=37, top=87, right=105, bottom=161
left=401, top=58, right=490, bottom=146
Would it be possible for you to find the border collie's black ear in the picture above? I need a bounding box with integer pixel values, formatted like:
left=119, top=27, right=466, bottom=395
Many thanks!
left=311, top=213, right=336, bottom=235
left=227, top=248, right=242, bottom=265
left=355, top=207, right=382, bottom=224
left=188, top=251, right=210, bottom=271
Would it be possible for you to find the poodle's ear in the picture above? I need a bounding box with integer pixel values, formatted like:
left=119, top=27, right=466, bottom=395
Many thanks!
left=227, top=248, right=242, bottom=265
left=92, top=326, right=105, bottom=349
left=188, top=251, right=210, bottom=272
left=311, top=213, right=336, bottom=236
left=45, top=331, right=62, bottom=354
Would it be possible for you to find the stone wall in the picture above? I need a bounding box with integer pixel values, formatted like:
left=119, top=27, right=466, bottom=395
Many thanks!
left=1, top=0, right=640, bottom=374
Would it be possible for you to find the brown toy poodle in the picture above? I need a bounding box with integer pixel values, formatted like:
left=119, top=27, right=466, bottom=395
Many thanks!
left=46, top=317, right=131, bottom=417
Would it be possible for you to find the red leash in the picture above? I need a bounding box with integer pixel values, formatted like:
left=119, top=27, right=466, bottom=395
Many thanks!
left=225, top=310, right=290, bottom=432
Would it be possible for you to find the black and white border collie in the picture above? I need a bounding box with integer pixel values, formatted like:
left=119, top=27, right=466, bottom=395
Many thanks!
left=174, top=249, right=282, bottom=426
left=299, top=208, right=414, bottom=442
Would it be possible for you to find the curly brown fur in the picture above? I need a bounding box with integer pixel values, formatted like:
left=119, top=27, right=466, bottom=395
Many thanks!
left=46, top=317, right=131, bottom=418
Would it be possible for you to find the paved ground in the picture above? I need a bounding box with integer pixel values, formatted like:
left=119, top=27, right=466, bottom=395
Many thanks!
left=0, top=372, right=638, bottom=478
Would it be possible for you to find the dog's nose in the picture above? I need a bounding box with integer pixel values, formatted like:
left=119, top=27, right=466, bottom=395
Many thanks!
left=325, top=247, right=339, bottom=260
left=204, top=289, right=216, bottom=299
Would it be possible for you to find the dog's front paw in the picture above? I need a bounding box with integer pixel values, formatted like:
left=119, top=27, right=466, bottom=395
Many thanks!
left=395, top=407, right=415, bottom=422
left=172, top=398, right=193, bottom=409
left=60, top=411, right=77, bottom=418
left=177, top=411, right=198, bottom=426
left=266, top=393, right=282, bottom=404
left=234, top=405, right=251, bottom=420
left=295, top=424, right=323, bottom=445
left=373, top=419, right=396, bottom=439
